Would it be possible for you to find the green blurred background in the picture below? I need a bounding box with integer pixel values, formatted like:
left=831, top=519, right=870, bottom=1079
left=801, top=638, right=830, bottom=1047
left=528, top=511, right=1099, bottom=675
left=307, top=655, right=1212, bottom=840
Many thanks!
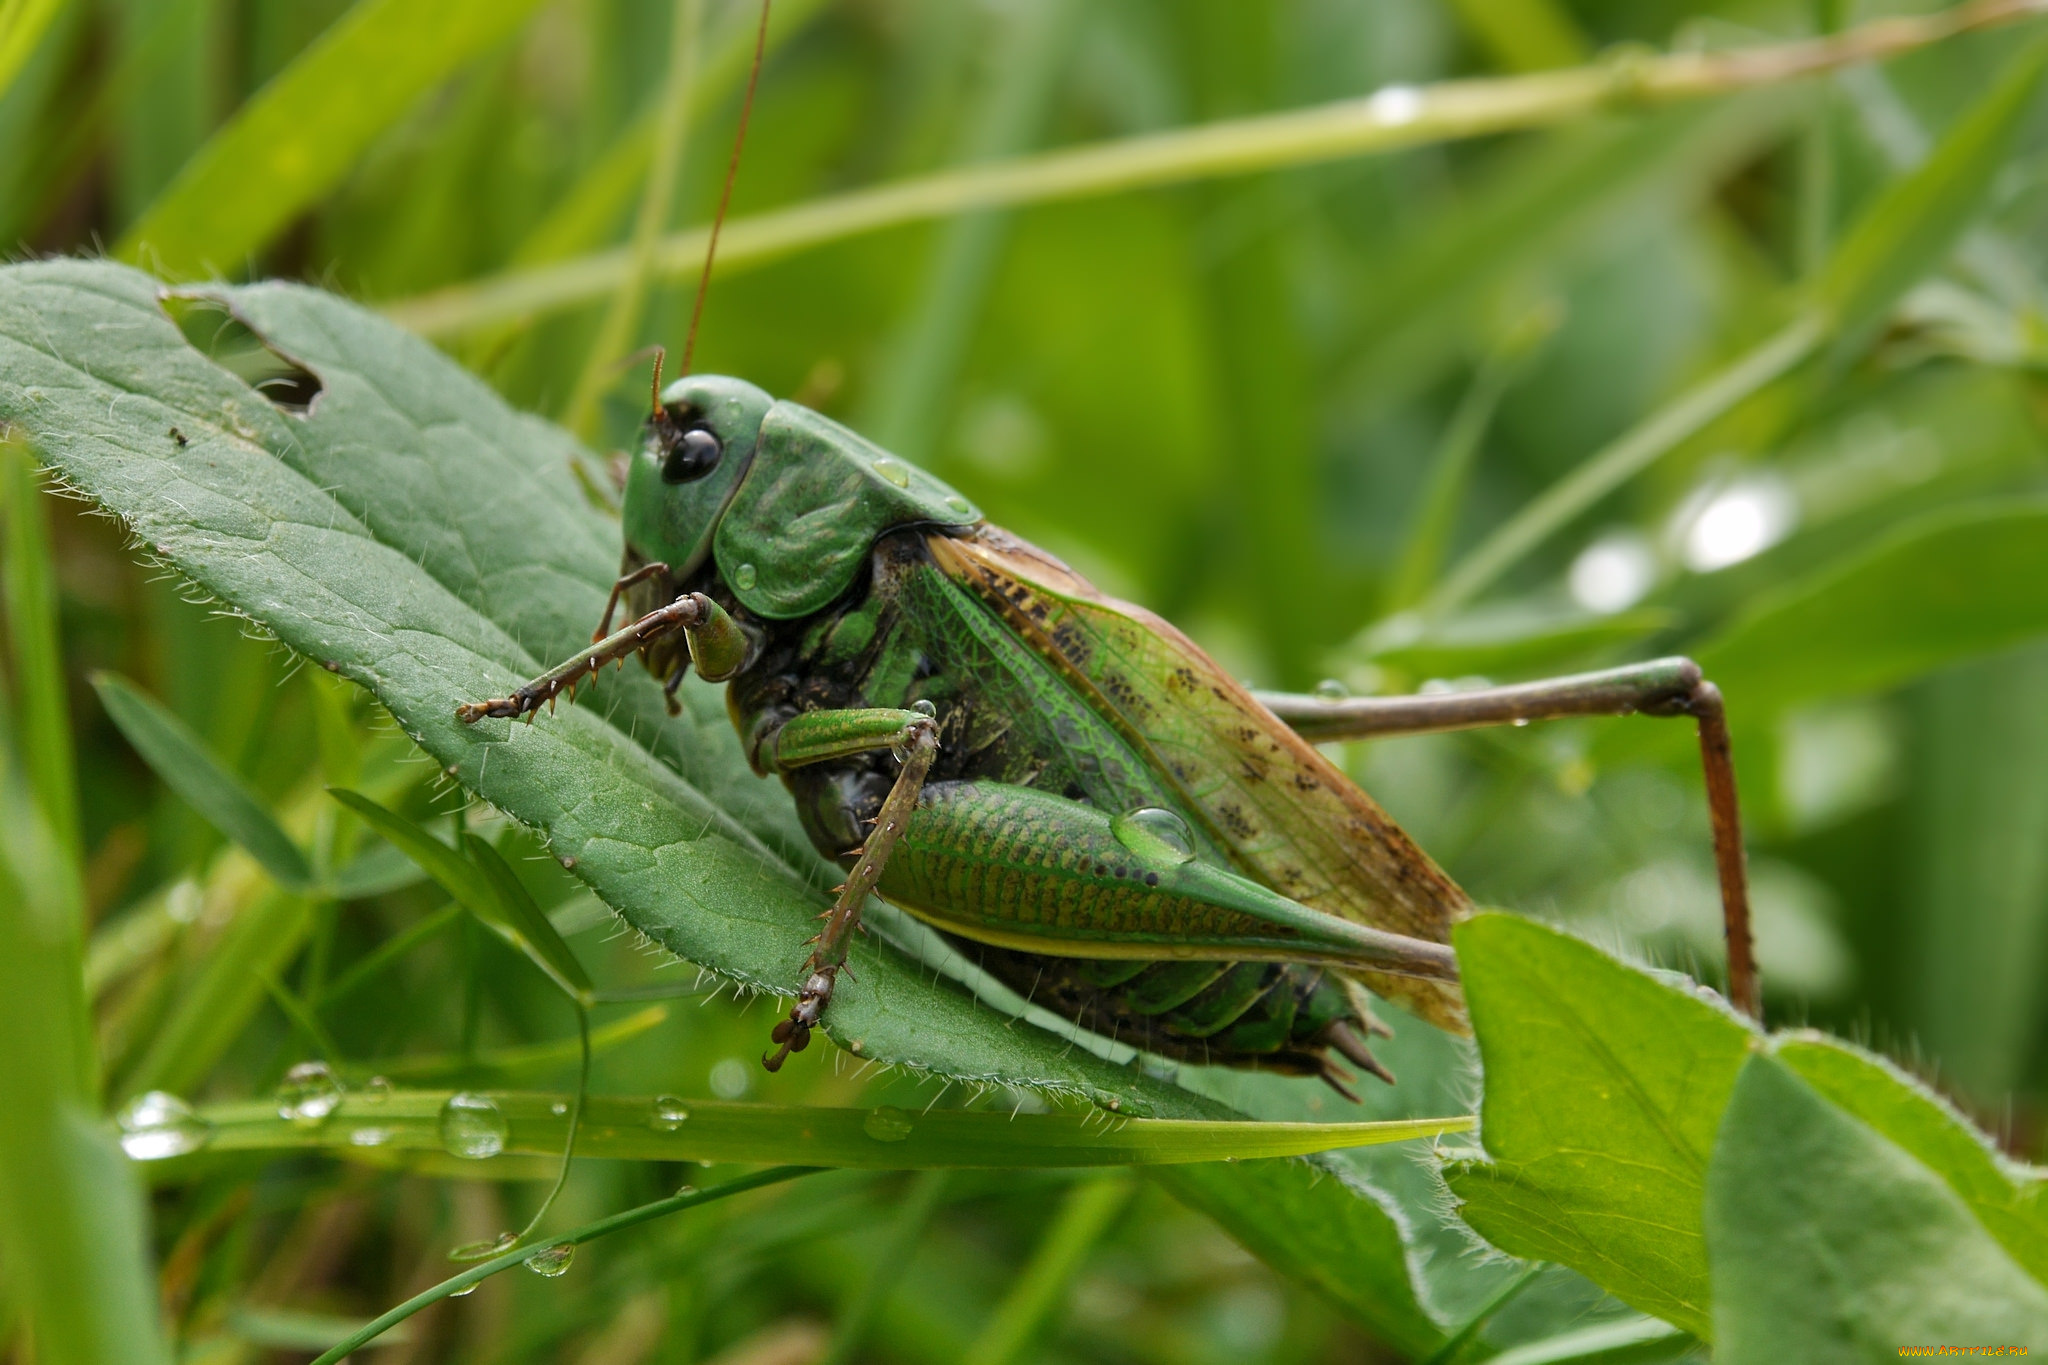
left=6, top=0, right=2048, bottom=1359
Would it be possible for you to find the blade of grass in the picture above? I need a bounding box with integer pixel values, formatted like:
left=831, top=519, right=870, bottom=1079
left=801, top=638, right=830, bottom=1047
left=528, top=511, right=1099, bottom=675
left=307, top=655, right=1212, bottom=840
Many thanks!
left=117, top=884, right=313, bottom=1100
left=0, top=0, right=65, bottom=101
left=3, top=438, right=79, bottom=867
left=560, top=0, right=703, bottom=439
left=858, top=0, right=1086, bottom=462
left=501, top=0, right=827, bottom=273
left=163, top=1089, right=1474, bottom=1169
left=0, top=729, right=172, bottom=1364
left=1423, top=29, right=2048, bottom=614
left=328, top=789, right=592, bottom=1002
left=309, top=1167, right=821, bottom=1363
left=460, top=831, right=595, bottom=1001
left=383, top=0, right=2048, bottom=337
left=115, top=0, right=551, bottom=278
left=819, top=1170, right=953, bottom=1365
left=963, top=1173, right=1136, bottom=1365
left=314, top=902, right=463, bottom=1008
left=92, top=672, right=313, bottom=893
left=368, top=1006, right=667, bottom=1084
left=1422, top=314, right=1824, bottom=617
left=1812, top=29, right=2048, bottom=357
left=1383, top=312, right=1553, bottom=614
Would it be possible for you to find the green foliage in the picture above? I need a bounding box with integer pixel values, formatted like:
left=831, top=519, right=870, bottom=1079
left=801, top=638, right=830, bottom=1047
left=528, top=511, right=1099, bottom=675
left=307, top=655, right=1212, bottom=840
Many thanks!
left=1706, top=1056, right=2048, bottom=1360
left=5, top=1, right=2048, bottom=1360
left=1450, top=914, right=2048, bottom=1351
left=1445, top=914, right=1753, bottom=1336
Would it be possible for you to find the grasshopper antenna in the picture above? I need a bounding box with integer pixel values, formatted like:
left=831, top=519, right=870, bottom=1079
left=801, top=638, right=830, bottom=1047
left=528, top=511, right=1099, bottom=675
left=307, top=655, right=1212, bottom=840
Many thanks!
left=679, top=0, right=772, bottom=377
left=650, top=344, right=666, bottom=417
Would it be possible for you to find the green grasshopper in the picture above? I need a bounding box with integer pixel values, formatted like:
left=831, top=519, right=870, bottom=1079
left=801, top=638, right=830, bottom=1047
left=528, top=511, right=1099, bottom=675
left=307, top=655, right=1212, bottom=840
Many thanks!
left=459, top=369, right=1758, bottom=1093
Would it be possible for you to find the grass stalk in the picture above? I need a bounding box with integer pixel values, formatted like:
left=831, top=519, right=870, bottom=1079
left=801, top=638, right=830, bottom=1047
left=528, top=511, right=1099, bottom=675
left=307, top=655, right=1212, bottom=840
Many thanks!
left=384, top=0, right=2048, bottom=337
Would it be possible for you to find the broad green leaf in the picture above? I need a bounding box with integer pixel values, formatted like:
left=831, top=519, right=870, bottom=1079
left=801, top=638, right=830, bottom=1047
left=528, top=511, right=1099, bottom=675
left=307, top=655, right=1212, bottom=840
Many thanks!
left=92, top=671, right=313, bottom=893
left=1704, top=1054, right=2048, bottom=1360
left=115, top=0, right=549, bottom=279
left=1813, top=34, right=2048, bottom=358
left=153, top=1089, right=1469, bottom=1171
left=0, top=259, right=1444, bottom=1336
left=1775, top=1032, right=2048, bottom=1285
left=0, top=732, right=171, bottom=1364
left=1698, top=502, right=2048, bottom=716
left=1444, top=913, right=1756, bottom=1338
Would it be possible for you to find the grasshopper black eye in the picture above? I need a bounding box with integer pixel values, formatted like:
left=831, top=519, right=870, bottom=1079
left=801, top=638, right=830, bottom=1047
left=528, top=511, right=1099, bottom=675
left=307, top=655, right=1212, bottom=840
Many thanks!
left=661, top=426, right=722, bottom=484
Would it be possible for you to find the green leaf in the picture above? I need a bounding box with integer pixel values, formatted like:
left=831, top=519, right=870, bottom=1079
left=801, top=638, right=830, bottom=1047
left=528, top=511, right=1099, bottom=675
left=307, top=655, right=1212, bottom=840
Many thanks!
left=1444, top=913, right=1756, bottom=1338
left=0, top=259, right=1444, bottom=1333
left=115, top=0, right=550, bottom=279
left=326, top=789, right=591, bottom=1000
left=1812, top=33, right=2048, bottom=358
left=1697, top=501, right=2048, bottom=716
left=1774, top=1032, right=2048, bottom=1286
left=91, top=671, right=313, bottom=893
left=163, top=1089, right=1469, bottom=1170
left=1703, top=1054, right=2048, bottom=1360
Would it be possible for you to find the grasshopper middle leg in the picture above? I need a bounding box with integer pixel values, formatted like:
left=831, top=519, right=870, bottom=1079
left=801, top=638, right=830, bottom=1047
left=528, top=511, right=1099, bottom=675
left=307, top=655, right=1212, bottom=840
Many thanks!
left=1256, top=657, right=1760, bottom=1021
left=760, top=706, right=941, bottom=1071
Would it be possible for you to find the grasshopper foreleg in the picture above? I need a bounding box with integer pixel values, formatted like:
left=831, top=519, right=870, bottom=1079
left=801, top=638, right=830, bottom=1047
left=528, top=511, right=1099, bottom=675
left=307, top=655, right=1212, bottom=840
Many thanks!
left=762, top=706, right=941, bottom=1071
left=455, top=590, right=747, bottom=722
left=1256, top=656, right=1760, bottom=1020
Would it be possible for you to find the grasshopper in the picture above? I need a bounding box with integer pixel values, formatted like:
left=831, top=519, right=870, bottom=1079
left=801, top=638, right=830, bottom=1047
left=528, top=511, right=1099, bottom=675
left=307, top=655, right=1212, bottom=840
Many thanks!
left=458, top=369, right=1758, bottom=1094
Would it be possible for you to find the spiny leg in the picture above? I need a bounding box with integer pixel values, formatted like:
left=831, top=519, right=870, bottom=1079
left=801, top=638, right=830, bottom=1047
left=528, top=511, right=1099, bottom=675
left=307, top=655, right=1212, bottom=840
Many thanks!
left=762, top=707, right=941, bottom=1071
left=1256, top=657, right=1760, bottom=1021
left=455, top=590, right=746, bottom=722
left=593, top=561, right=669, bottom=642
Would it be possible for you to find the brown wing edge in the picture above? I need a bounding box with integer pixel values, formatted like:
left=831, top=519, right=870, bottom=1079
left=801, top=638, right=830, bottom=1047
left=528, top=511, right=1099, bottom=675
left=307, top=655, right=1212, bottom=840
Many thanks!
left=930, top=526, right=1471, bottom=1034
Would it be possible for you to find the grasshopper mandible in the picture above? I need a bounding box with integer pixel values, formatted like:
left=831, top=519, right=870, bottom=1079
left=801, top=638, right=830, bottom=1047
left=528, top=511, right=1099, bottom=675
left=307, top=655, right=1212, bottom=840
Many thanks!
left=458, top=368, right=1758, bottom=1094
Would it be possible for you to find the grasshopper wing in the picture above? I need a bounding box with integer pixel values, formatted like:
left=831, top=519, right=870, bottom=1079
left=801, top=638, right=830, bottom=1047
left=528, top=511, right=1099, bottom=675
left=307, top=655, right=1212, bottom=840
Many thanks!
left=930, top=527, right=1473, bottom=1032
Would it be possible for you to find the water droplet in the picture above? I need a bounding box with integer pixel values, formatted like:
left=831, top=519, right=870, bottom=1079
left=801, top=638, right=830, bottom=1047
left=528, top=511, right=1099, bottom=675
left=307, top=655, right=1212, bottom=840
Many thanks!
left=349, top=1126, right=394, bottom=1147
left=910, top=698, right=938, bottom=719
left=277, top=1061, right=344, bottom=1127
left=116, top=1091, right=211, bottom=1160
left=1512, top=717, right=1531, bottom=728
left=1313, top=678, right=1350, bottom=700
left=944, top=495, right=974, bottom=519
left=1111, top=808, right=1196, bottom=867
left=674, top=1182, right=699, bottom=1197
left=525, top=1244, right=575, bottom=1278
left=864, top=1106, right=914, bottom=1143
left=364, top=1075, right=392, bottom=1104
left=649, top=1095, right=691, bottom=1131
left=732, top=563, right=757, bottom=591
left=450, top=1283, right=478, bottom=1298
left=550, top=1101, right=568, bottom=1117
left=440, top=1092, right=509, bottom=1159
left=873, top=456, right=911, bottom=488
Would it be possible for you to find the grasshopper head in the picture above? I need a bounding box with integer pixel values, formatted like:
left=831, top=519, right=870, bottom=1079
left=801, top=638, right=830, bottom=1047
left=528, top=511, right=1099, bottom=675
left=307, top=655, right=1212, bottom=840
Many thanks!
left=621, top=374, right=773, bottom=579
